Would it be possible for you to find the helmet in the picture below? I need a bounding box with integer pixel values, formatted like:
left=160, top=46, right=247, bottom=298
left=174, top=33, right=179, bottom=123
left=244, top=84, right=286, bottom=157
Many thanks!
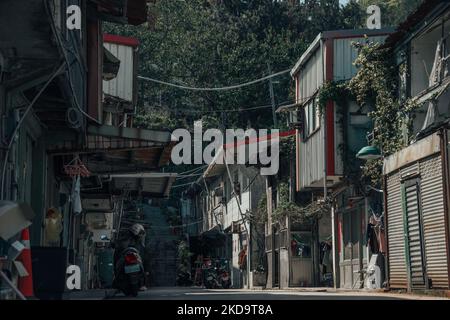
left=129, top=224, right=145, bottom=237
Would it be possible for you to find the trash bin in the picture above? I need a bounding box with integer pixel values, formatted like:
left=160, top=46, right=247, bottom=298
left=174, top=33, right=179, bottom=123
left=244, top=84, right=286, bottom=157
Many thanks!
left=31, top=247, right=68, bottom=300
left=97, top=248, right=114, bottom=288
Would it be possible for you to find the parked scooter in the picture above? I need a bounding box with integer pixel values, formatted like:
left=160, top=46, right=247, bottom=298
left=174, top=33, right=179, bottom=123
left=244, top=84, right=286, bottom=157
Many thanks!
left=203, top=259, right=231, bottom=289
left=110, top=224, right=147, bottom=297
left=204, top=266, right=220, bottom=289
left=176, top=270, right=193, bottom=287
left=217, top=267, right=231, bottom=289
left=113, top=246, right=145, bottom=297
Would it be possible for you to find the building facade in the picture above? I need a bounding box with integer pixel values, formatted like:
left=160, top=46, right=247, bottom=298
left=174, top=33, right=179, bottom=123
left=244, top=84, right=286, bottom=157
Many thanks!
left=284, top=29, right=392, bottom=289
left=383, top=0, right=450, bottom=291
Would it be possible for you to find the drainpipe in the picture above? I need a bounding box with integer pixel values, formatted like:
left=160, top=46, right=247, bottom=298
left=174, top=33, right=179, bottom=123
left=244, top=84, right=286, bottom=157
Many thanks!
left=331, top=201, right=337, bottom=289
left=322, top=105, right=328, bottom=288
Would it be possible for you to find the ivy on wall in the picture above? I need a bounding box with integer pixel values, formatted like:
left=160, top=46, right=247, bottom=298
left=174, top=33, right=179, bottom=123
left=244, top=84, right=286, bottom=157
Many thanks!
left=317, top=81, right=363, bottom=187
left=272, top=182, right=327, bottom=224
left=315, top=41, right=422, bottom=187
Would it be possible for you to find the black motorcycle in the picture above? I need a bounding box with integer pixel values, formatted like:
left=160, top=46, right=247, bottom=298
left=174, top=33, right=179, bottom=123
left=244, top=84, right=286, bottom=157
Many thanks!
left=113, top=247, right=145, bottom=297
left=204, top=267, right=220, bottom=289
left=176, top=270, right=193, bottom=287
left=218, top=267, right=231, bottom=289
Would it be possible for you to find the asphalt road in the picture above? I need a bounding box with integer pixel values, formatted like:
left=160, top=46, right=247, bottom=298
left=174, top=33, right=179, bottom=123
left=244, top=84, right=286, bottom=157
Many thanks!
left=64, top=287, right=432, bottom=300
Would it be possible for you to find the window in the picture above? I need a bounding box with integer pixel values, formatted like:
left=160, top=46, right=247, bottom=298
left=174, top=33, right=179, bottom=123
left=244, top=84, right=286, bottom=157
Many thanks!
left=303, top=98, right=320, bottom=138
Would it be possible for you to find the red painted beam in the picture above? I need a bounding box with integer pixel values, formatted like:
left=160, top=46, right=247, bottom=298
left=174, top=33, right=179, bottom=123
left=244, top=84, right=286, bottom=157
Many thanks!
left=104, top=34, right=140, bottom=48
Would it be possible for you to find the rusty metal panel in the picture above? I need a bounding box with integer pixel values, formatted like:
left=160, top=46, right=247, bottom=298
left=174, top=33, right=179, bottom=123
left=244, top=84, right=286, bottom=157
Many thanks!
left=103, top=42, right=135, bottom=103
left=386, top=172, right=408, bottom=289
left=420, top=155, right=449, bottom=288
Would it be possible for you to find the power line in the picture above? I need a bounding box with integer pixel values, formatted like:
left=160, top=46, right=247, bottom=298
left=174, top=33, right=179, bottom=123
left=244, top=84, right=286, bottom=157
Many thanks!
left=142, top=100, right=295, bottom=116
left=138, top=69, right=291, bottom=92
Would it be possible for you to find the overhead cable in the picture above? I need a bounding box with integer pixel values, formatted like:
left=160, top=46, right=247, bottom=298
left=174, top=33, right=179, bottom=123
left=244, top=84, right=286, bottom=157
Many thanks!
left=138, top=69, right=291, bottom=92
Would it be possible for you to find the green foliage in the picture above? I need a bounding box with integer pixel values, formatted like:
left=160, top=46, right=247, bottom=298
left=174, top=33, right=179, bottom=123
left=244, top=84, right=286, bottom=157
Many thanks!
left=358, top=0, right=423, bottom=27
left=104, top=0, right=369, bottom=131
left=348, top=40, right=404, bottom=186
left=317, top=81, right=352, bottom=116
left=350, top=41, right=403, bottom=151
left=177, top=241, right=193, bottom=273
left=272, top=182, right=325, bottom=224
left=253, top=196, right=268, bottom=225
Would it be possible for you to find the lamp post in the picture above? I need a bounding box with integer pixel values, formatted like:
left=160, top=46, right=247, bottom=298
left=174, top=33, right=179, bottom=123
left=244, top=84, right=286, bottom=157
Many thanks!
left=356, top=143, right=387, bottom=289
left=356, top=145, right=382, bottom=161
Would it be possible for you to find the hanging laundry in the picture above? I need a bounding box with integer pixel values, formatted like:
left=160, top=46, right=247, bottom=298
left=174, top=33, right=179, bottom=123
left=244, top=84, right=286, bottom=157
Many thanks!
left=366, top=222, right=380, bottom=254
left=72, top=176, right=82, bottom=215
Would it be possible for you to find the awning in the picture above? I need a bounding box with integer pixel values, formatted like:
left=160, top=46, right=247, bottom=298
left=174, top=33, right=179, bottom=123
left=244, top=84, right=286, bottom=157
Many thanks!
left=0, top=201, right=35, bottom=241
left=47, top=125, right=176, bottom=173
left=110, top=172, right=178, bottom=198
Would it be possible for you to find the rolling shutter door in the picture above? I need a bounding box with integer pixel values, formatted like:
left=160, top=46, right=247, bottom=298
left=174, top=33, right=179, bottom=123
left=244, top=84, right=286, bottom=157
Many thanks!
left=387, top=172, right=408, bottom=288
left=420, top=156, right=449, bottom=288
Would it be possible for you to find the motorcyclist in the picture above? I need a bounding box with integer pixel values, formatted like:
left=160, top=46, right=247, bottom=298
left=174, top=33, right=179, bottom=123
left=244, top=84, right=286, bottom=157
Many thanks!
left=113, top=224, right=147, bottom=290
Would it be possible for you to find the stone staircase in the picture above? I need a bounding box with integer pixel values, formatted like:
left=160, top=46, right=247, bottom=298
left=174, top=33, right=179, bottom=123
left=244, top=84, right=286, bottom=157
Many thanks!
left=143, top=205, right=179, bottom=287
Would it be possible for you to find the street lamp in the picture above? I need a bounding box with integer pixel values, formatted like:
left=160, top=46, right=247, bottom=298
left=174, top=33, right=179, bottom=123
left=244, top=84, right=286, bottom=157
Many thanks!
left=356, top=145, right=382, bottom=161
left=355, top=141, right=388, bottom=289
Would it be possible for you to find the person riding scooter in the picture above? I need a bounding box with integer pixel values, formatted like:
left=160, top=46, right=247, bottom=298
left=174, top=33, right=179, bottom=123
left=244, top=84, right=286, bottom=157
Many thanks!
left=114, top=224, right=146, bottom=263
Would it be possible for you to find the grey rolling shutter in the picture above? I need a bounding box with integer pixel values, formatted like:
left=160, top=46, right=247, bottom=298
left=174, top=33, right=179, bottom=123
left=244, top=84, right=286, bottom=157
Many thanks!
left=387, top=172, right=408, bottom=289
left=403, top=180, right=426, bottom=288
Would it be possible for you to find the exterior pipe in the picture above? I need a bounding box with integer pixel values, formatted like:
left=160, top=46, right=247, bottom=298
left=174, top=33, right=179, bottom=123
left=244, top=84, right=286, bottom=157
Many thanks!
left=0, top=63, right=65, bottom=200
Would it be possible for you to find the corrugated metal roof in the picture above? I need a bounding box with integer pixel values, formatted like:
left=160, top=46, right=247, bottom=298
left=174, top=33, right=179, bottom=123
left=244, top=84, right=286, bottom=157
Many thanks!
left=111, top=172, right=178, bottom=198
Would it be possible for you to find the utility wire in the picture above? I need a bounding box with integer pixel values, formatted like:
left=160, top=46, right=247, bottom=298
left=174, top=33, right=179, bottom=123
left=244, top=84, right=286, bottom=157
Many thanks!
left=45, top=0, right=101, bottom=125
left=138, top=69, right=291, bottom=92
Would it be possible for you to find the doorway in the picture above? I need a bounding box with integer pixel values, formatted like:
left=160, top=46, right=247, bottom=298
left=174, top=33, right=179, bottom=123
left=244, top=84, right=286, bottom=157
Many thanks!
left=339, top=206, right=365, bottom=289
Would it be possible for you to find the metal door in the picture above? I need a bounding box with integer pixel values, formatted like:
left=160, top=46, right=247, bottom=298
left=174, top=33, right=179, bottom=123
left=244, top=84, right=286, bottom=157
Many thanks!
left=340, top=207, right=364, bottom=289
left=386, top=172, right=408, bottom=288
left=402, top=178, right=427, bottom=289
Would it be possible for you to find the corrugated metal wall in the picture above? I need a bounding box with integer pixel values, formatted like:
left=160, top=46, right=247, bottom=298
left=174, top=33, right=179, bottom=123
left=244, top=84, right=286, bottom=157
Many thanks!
left=333, top=36, right=388, bottom=81
left=298, top=126, right=325, bottom=190
left=387, top=155, right=449, bottom=289
left=387, top=171, right=408, bottom=289
left=103, top=42, right=135, bottom=102
left=299, top=47, right=323, bottom=101
left=420, top=156, right=449, bottom=288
